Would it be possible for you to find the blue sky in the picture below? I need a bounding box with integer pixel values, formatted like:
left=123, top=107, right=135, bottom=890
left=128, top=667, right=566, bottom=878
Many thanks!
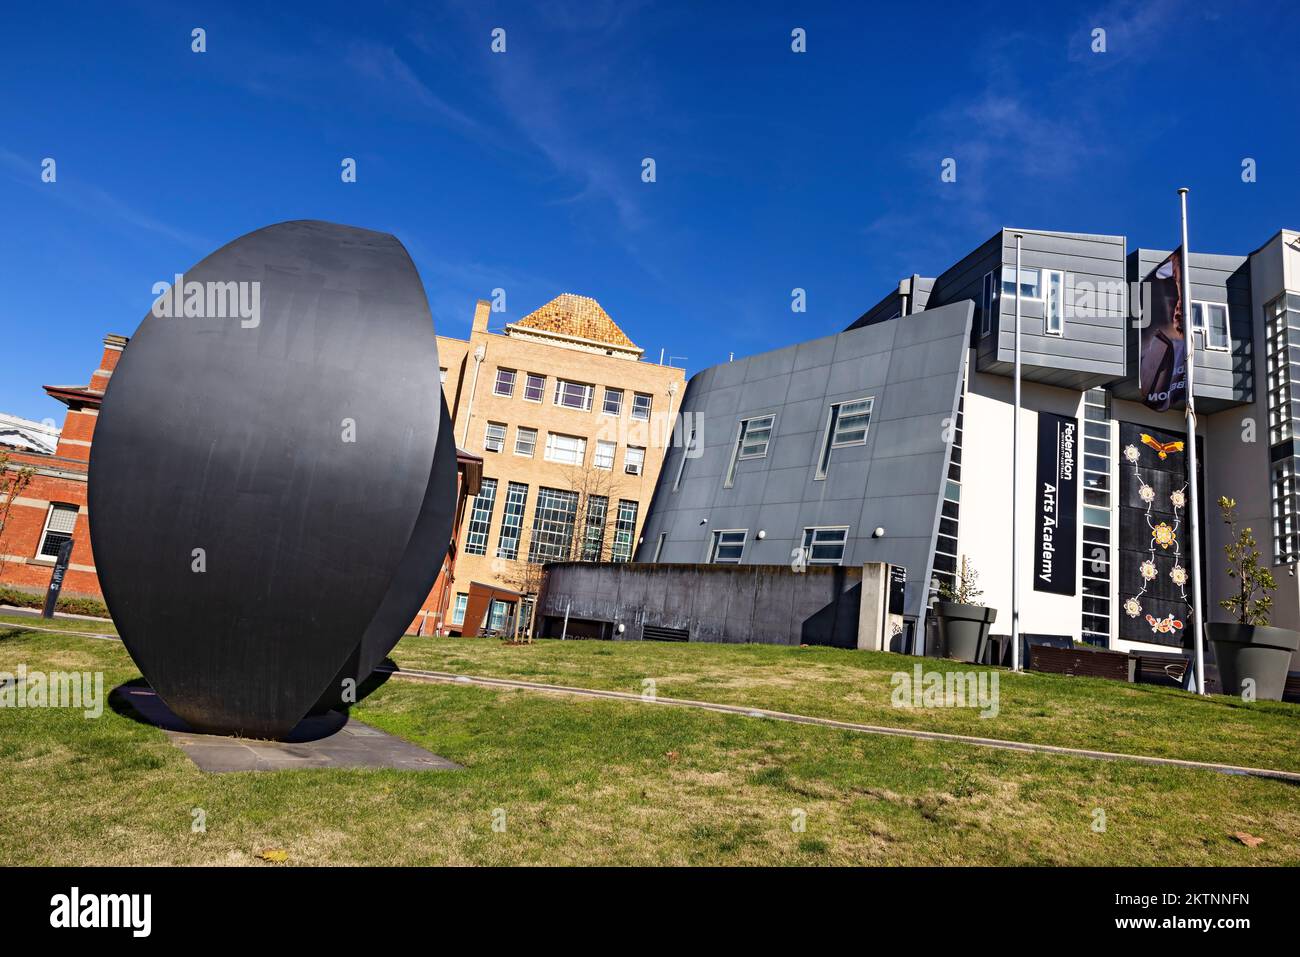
left=2, top=0, right=1297, bottom=423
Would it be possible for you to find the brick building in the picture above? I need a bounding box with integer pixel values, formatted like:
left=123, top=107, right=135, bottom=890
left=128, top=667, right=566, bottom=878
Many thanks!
left=0, top=334, right=126, bottom=602
left=436, top=294, right=686, bottom=636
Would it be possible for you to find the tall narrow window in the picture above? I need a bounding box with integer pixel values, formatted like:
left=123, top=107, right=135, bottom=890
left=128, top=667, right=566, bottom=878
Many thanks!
left=631, top=392, right=653, bottom=421
left=652, top=532, right=667, bottom=562
left=464, top=478, right=498, bottom=555
left=1081, top=389, right=1113, bottom=647
left=582, top=495, right=608, bottom=561
left=594, top=440, right=616, bottom=470
left=724, top=414, right=776, bottom=487
left=980, top=270, right=996, bottom=337
left=450, top=593, right=468, bottom=626
left=1044, top=269, right=1064, bottom=335
left=709, top=529, right=746, bottom=564
left=527, top=487, right=579, bottom=563
left=815, top=397, right=874, bottom=479
left=496, top=482, right=529, bottom=560
left=602, top=388, right=624, bottom=415
left=611, top=500, right=639, bottom=562
left=673, top=419, right=697, bottom=492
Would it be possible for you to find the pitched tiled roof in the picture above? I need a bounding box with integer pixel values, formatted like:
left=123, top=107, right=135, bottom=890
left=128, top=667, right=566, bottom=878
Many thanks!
left=513, top=294, right=638, bottom=349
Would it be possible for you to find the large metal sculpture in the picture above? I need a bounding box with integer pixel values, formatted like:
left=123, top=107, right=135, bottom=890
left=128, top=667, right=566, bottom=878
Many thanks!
left=88, top=220, right=456, bottom=739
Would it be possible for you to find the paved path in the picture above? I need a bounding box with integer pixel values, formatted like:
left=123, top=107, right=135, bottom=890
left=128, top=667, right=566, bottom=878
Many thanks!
left=379, top=664, right=1300, bottom=785
left=6, top=619, right=1297, bottom=784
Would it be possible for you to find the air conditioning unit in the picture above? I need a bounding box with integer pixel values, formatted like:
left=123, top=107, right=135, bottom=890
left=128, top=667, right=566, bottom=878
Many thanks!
left=625, top=463, right=642, bottom=475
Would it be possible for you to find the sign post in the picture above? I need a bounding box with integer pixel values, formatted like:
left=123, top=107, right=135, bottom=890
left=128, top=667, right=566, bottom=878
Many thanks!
left=42, top=538, right=74, bottom=619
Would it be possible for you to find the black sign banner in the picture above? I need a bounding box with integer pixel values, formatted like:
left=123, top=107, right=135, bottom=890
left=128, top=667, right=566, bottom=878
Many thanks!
left=1034, top=413, right=1078, bottom=595
left=42, top=537, right=73, bottom=618
left=1138, top=249, right=1187, bottom=412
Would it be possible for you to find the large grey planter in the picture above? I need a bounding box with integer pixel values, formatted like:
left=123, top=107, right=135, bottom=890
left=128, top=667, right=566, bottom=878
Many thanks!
left=1206, top=623, right=1299, bottom=702
left=934, top=602, right=998, bottom=663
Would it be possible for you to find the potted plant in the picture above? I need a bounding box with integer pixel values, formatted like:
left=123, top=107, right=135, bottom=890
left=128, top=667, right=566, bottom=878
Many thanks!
left=1206, top=497, right=1300, bottom=701
left=934, top=556, right=997, bottom=664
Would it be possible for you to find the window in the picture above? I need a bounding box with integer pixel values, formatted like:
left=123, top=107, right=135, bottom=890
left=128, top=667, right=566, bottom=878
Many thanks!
left=624, top=446, right=646, bottom=475
left=1191, top=301, right=1230, bottom=351
left=483, top=422, right=507, bottom=453
left=544, top=432, right=587, bottom=466
left=816, top=397, right=874, bottom=479
left=612, top=500, right=639, bottom=562
left=1080, top=390, right=1113, bottom=647
left=602, top=387, right=623, bottom=415
left=494, top=368, right=516, bottom=397
left=554, top=379, right=594, bottom=411
left=594, top=440, right=616, bottom=470
left=464, top=478, right=498, bottom=555
left=523, top=373, right=545, bottom=402
left=514, top=426, right=537, bottom=457
left=724, top=414, right=775, bottom=487
left=801, top=527, right=848, bottom=565
left=496, top=482, right=529, bottom=560
left=1044, top=269, right=1064, bottom=335
left=36, top=503, right=77, bottom=559
left=1001, top=266, right=1042, bottom=301
left=1267, top=294, right=1300, bottom=562
left=631, top=392, right=653, bottom=421
left=450, top=593, right=468, bottom=626
left=487, top=599, right=512, bottom=632
left=528, top=487, right=579, bottom=563
left=582, top=495, right=608, bottom=561
left=673, top=419, right=697, bottom=491
left=709, top=529, right=746, bottom=564
left=439, top=368, right=448, bottom=384
left=980, top=271, right=997, bottom=337
left=652, top=532, right=667, bottom=562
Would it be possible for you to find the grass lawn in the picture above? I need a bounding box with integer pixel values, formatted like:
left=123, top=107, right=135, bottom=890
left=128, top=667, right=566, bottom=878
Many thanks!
left=2, top=623, right=1299, bottom=865
left=391, top=635, right=1300, bottom=773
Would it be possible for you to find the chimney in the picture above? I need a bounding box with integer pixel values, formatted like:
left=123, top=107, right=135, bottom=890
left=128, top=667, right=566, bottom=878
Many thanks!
left=472, top=299, right=491, bottom=334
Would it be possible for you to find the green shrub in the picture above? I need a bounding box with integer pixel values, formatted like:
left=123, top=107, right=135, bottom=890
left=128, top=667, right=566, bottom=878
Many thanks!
left=0, top=584, right=110, bottom=618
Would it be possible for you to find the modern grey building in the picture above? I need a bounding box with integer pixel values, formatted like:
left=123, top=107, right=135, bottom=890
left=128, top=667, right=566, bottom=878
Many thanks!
left=627, top=226, right=1300, bottom=664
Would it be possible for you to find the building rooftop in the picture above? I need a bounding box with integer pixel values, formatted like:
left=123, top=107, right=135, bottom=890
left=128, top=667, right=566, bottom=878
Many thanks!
left=508, top=293, right=642, bottom=356
left=0, top=411, right=60, bottom=455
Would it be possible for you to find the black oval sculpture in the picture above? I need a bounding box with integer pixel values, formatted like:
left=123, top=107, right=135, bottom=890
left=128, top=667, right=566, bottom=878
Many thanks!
left=88, top=220, right=455, bottom=739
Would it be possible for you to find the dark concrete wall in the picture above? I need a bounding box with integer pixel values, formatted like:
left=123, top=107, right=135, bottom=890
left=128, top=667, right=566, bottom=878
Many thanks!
left=536, top=561, right=863, bottom=648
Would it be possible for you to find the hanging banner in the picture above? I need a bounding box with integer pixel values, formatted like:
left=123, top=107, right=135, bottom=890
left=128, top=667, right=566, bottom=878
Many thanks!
left=1138, top=248, right=1187, bottom=412
left=42, top=538, right=74, bottom=618
left=1117, top=422, right=1195, bottom=648
left=1034, top=412, right=1078, bottom=595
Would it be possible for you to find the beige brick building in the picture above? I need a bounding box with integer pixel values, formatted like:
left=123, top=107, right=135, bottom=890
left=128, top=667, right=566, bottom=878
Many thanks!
left=437, top=294, right=685, bottom=635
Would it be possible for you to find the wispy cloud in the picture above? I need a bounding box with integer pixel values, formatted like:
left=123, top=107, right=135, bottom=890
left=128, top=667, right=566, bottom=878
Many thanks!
left=344, top=41, right=488, bottom=139
left=0, top=147, right=210, bottom=250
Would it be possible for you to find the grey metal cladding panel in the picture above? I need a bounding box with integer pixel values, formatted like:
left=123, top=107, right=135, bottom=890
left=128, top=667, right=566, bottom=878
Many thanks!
left=785, top=366, right=836, bottom=402
left=926, top=232, right=1002, bottom=308
left=885, top=338, right=972, bottom=384
left=881, top=376, right=962, bottom=417
left=846, top=289, right=905, bottom=332
left=913, top=278, right=934, bottom=311
left=868, top=412, right=952, bottom=459
left=1001, top=229, right=1127, bottom=279
left=701, top=383, right=744, bottom=418
left=996, top=332, right=1126, bottom=367
left=862, top=450, right=947, bottom=496
left=826, top=353, right=892, bottom=394
left=766, top=428, right=818, bottom=468
left=738, top=375, right=791, bottom=411
left=793, top=334, right=840, bottom=371
left=775, top=396, right=829, bottom=435
left=742, top=345, right=799, bottom=381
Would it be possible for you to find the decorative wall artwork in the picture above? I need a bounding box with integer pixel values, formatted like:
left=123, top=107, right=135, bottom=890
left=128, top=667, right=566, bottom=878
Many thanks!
left=88, top=220, right=457, bottom=739
left=1117, top=421, right=1196, bottom=647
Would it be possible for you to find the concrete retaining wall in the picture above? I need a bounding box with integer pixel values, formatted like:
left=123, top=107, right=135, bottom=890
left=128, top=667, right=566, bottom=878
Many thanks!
left=536, top=561, right=862, bottom=648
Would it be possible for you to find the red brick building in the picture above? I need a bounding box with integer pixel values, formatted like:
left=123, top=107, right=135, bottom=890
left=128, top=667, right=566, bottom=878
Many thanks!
left=1, top=333, right=480, bottom=633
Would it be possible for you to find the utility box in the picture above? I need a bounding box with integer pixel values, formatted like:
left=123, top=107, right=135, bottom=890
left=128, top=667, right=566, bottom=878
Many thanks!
left=858, top=562, right=908, bottom=652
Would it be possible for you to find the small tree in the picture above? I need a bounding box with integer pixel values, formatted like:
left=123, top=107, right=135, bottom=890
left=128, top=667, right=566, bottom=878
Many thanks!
left=939, top=555, right=984, bottom=606
left=1218, top=496, right=1275, bottom=626
left=0, top=451, right=35, bottom=579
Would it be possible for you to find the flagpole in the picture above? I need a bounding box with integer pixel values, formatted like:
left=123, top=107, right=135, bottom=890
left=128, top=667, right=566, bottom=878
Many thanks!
left=1012, top=233, right=1023, bottom=672
left=1179, top=187, right=1207, bottom=695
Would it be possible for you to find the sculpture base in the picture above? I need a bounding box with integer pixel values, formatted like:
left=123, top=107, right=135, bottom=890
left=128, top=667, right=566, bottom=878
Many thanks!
left=111, top=683, right=461, bottom=774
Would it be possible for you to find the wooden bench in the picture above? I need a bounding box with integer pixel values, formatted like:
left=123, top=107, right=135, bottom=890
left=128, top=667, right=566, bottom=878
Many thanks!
left=1028, top=644, right=1135, bottom=682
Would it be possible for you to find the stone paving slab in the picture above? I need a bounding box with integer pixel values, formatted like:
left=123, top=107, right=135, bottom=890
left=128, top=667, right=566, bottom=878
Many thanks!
left=111, top=683, right=461, bottom=773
